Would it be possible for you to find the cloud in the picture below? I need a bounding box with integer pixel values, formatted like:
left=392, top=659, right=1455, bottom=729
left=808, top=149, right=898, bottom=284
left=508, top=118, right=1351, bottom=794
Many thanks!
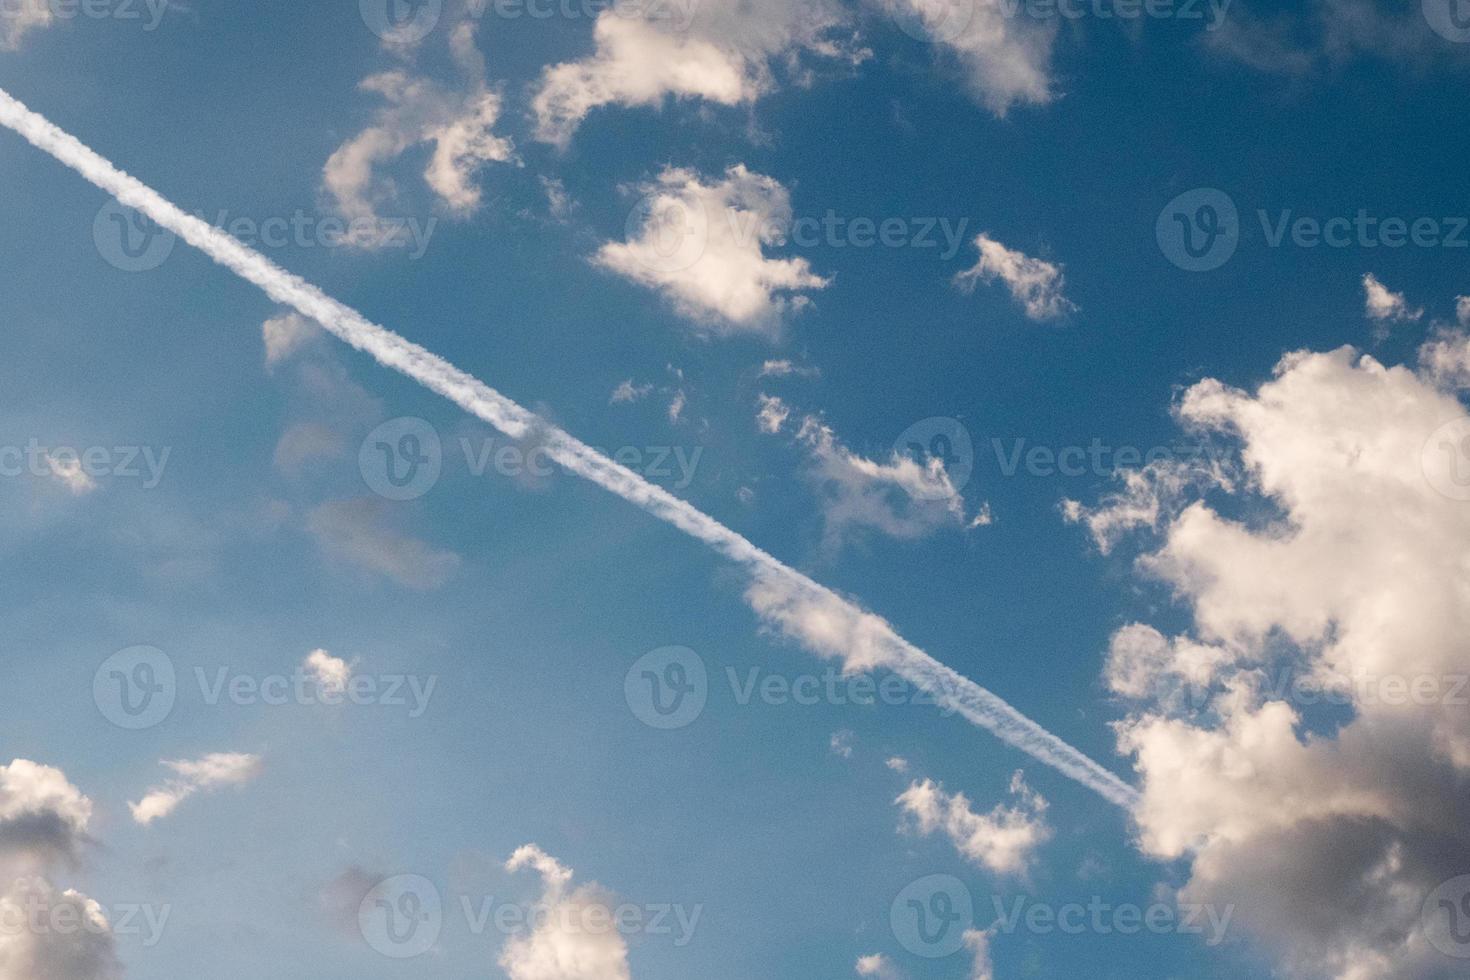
left=42, top=453, right=97, bottom=496
left=896, top=771, right=1051, bottom=876
left=531, top=0, right=861, bottom=146
left=1204, top=0, right=1465, bottom=76
left=954, top=233, right=1075, bottom=321
left=0, top=0, right=53, bottom=52
left=498, top=845, right=631, bottom=980
left=303, top=649, right=352, bottom=695
left=0, top=876, right=121, bottom=980
left=789, top=415, right=976, bottom=551
left=609, top=380, right=652, bottom=405
left=1080, top=337, right=1470, bottom=978
left=855, top=953, right=904, bottom=979
left=323, top=21, right=513, bottom=243
left=873, top=0, right=1057, bottom=114
left=595, top=165, right=829, bottom=333
left=1363, top=273, right=1423, bottom=331
left=758, top=359, right=821, bottom=379
left=129, top=753, right=263, bottom=825
left=964, top=928, right=995, bottom=980
left=0, top=761, right=92, bottom=871
left=262, top=312, right=319, bottom=369
left=305, top=498, right=461, bottom=590
left=830, top=730, right=856, bottom=758
left=755, top=394, right=790, bottom=434
left=885, top=756, right=910, bottom=773
left=272, top=422, right=346, bottom=475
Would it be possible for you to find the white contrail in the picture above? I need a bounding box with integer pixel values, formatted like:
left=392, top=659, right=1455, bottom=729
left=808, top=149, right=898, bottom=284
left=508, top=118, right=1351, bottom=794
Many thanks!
left=0, top=87, right=1139, bottom=810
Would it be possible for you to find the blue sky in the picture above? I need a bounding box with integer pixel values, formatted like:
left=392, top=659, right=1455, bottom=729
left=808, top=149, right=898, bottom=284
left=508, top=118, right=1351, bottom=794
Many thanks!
left=2, top=1, right=1470, bottom=978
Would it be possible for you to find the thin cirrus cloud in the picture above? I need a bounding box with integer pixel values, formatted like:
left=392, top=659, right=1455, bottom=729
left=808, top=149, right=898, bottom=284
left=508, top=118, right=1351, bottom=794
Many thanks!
left=954, top=233, right=1076, bottom=322
left=1065, top=315, right=1470, bottom=978
left=129, top=752, right=263, bottom=826
left=322, top=19, right=514, bottom=245
left=595, top=165, right=830, bottom=334
left=0, top=87, right=1139, bottom=809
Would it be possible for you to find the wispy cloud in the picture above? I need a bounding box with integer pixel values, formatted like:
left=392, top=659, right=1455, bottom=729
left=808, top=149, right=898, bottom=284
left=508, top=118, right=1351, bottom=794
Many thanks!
left=129, top=752, right=262, bottom=825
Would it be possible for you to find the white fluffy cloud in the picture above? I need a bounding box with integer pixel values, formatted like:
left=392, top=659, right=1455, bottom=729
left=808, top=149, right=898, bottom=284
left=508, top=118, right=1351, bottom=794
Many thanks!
left=532, top=0, right=860, bottom=146
left=0, top=0, right=53, bottom=51
left=855, top=952, right=904, bottom=978
left=896, top=771, right=1051, bottom=876
left=262, top=312, right=319, bottom=369
left=874, top=0, right=1058, bottom=114
left=1363, top=273, right=1422, bottom=327
left=0, top=761, right=92, bottom=870
left=595, top=165, right=829, bottom=332
left=964, top=927, right=996, bottom=980
left=42, top=453, right=97, bottom=496
left=130, top=753, right=263, bottom=825
left=954, top=233, right=1075, bottom=321
left=498, top=845, right=631, bottom=980
left=0, top=876, right=121, bottom=980
left=755, top=393, right=790, bottom=434
left=303, top=648, right=352, bottom=694
left=305, top=498, right=461, bottom=591
left=323, top=21, right=513, bottom=243
left=1076, top=331, right=1470, bottom=978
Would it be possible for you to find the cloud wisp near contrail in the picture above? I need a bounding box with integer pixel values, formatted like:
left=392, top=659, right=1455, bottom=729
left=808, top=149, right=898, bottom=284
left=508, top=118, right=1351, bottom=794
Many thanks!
left=0, top=87, right=1140, bottom=810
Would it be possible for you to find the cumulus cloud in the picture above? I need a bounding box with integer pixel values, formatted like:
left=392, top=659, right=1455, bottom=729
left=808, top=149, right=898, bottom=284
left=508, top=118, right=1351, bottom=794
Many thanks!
left=532, top=0, right=861, bottom=146
left=303, top=648, right=352, bottom=695
left=595, top=165, right=829, bottom=332
left=0, top=761, right=92, bottom=871
left=855, top=952, right=904, bottom=979
left=323, top=21, right=513, bottom=243
left=0, top=876, right=121, bottom=980
left=305, top=498, right=461, bottom=590
left=129, top=753, right=263, bottom=825
left=788, top=415, right=977, bottom=551
left=954, top=233, right=1075, bottom=321
left=1363, top=273, right=1423, bottom=330
left=0, top=0, right=53, bottom=52
left=896, top=771, right=1051, bottom=876
left=873, top=0, right=1057, bottom=114
left=498, top=844, right=631, bottom=980
left=42, top=453, right=96, bottom=496
left=755, top=393, right=790, bottom=434
left=1078, top=335, right=1470, bottom=978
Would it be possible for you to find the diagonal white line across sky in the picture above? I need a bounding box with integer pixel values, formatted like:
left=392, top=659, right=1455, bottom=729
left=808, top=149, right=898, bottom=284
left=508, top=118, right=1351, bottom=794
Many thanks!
left=0, top=86, right=1140, bottom=810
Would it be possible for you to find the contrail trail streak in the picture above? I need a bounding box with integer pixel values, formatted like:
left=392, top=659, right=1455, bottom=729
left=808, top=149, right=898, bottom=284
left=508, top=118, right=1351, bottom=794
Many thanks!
left=0, top=87, right=1140, bottom=810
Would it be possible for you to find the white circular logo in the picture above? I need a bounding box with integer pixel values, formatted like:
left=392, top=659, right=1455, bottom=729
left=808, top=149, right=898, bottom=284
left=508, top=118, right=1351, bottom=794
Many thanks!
left=93, top=200, right=175, bottom=273
left=93, top=646, right=176, bottom=730
left=891, top=874, right=974, bottom=958
left=624, top=646, right=707, bottom=730
left=358, top=875, right=443, bottom=958
left=894, top=417, right=974, bottom=499
left=1422, top=418, right=1470, bottom=501
left=360, top=0, right=442, bottom=44
left=1424, top=0, right=1470, bottom=43
left=892, top=0, right=976, bottom=42
left=1422, top=875, right=1470, bottom=958
left=626, top=193, right=708, bottom=274
left=1157, top=188, right=1239, bottom=272
left=360, top=418, right=442, bottom=501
